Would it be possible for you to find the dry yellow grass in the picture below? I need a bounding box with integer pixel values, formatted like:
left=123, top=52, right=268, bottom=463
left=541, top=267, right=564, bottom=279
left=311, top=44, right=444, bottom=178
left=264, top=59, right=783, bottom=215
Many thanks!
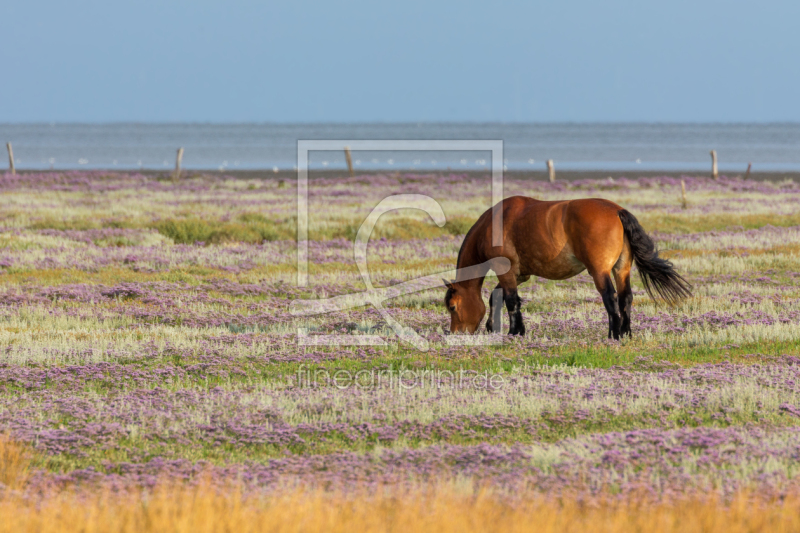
left=0, top=435, right=31, bottom=490
left=2, top=407, right=800, bottom=533
left=2, top=482, right=800, bottom=533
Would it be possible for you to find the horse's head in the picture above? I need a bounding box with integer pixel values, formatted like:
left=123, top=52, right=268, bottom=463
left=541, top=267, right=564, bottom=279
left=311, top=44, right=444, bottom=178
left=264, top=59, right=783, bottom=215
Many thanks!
left=443, top=279, right=486, bottom=333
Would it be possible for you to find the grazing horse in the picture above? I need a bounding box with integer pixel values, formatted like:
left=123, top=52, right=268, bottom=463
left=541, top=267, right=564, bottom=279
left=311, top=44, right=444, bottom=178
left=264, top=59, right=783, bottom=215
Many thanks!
left=443, top=196, right=691, bottom=339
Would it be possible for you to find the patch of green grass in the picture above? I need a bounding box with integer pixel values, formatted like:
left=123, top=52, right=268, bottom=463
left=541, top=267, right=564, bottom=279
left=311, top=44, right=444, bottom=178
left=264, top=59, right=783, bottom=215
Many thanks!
left=152, top=214, right=296, bottom=244
left=23, top=211, right=475, bottom=244
left=308, top=215, right=475, bottom=241
left=27, top=217, right=131, bottom=231
left=10, top=337, right=799, bottom=398
left=638, top=212, right=800, bottom=234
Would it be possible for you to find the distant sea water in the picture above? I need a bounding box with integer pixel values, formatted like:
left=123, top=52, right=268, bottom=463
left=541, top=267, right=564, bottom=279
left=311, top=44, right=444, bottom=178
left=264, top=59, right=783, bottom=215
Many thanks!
left=1, top=123, right=799, bottom=172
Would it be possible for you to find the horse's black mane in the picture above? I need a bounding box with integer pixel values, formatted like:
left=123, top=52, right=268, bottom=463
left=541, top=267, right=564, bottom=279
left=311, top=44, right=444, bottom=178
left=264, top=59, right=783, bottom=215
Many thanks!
left=455, top=213, right=482, bottom=273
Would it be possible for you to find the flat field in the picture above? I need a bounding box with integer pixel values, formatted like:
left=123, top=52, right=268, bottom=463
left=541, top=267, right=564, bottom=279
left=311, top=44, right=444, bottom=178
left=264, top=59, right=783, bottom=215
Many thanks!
left=2, top=171, right=800, bottom=530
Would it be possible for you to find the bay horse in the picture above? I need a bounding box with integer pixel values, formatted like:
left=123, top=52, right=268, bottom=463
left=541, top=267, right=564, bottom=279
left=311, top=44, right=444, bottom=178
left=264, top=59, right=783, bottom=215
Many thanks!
left=443, top=196, right=691, bottom=339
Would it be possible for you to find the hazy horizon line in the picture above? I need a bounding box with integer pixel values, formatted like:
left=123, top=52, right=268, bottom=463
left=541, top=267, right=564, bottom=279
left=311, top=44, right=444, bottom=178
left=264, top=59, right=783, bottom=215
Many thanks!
left=3, top=120, right=800, bottom=127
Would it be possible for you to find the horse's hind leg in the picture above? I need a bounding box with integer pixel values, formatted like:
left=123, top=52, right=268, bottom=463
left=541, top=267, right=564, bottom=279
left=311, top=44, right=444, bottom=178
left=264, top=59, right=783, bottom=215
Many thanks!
left=614, top=269, right=633, bottom=337
left=592, top=272, right=621, bottom=340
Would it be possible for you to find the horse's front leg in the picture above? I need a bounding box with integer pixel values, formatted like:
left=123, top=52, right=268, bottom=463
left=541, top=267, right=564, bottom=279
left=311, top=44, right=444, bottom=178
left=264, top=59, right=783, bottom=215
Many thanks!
left=486, top=284, right=503, bottom=333
left=497, top=273, right=525, bottom=336
left=504, top=287, right=525, bottom=336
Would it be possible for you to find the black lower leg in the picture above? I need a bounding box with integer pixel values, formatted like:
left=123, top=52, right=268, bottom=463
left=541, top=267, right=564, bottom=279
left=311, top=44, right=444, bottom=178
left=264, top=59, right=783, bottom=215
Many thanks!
left=504, top=288, right=525, bottom=336
left=599, top=276, right=622, bottom=340
left=486, top=285, right=503, bottom=333
left=619, top=288, right=632, bottom=337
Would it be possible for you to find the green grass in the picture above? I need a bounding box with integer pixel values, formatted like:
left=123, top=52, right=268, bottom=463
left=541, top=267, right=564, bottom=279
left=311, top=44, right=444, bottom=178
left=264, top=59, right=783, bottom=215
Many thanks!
left=23, top=213, right=475, bottom=244
left=21, top=211, right=800, bottom=243
left=152, top=214, right=295, bottom=244
left=637, top=212, right=800, bottom=234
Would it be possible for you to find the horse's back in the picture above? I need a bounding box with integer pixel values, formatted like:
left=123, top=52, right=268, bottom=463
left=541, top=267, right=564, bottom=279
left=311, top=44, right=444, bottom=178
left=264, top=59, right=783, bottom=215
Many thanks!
left=563, top=198, right=626, bottom=273
left=500, top=196, right=627, bottom=279
left=502, top=196, right=622, bottom=240
left=471, top=196, right=627, bottom=277
left=488, top=197, right=579, bottom=279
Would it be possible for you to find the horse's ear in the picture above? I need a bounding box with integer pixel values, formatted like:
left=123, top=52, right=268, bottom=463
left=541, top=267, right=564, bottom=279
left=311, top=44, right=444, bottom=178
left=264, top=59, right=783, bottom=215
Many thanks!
left=442, top=278, right=454, bottom=290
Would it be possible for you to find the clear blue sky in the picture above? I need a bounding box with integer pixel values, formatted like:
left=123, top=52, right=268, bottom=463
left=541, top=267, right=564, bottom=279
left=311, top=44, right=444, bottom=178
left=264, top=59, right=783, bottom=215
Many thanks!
left=1, top=0, right=798, bottom=122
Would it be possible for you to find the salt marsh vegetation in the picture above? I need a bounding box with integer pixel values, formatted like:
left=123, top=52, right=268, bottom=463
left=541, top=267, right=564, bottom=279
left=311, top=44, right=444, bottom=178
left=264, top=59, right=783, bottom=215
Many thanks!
left=2, top=171, right=800, bottom=514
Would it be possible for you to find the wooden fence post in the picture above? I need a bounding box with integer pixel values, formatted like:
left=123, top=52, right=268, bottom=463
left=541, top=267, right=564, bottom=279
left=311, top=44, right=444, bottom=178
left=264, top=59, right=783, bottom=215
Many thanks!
left=710, top=150, right=718, bottom=179
left=745, top=162, right=752, bottom=180
left=681, top=179, right=687, bottom=209
left=6, top=143, right=14, bottom=175
left=344, top=146, right=354, bottom=177
left=547, top=159, right=555, bottom=183
left=174, top=147, right=184, bottom=179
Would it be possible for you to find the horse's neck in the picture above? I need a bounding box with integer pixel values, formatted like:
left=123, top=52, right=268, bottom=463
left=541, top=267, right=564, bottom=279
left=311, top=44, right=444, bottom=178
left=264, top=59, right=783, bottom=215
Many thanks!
left=455, top=231, right=485, bottom=291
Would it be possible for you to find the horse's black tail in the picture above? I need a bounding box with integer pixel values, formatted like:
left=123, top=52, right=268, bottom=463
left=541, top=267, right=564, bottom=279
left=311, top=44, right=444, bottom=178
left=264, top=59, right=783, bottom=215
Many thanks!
left=618, top=209, right=692, bottom=305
